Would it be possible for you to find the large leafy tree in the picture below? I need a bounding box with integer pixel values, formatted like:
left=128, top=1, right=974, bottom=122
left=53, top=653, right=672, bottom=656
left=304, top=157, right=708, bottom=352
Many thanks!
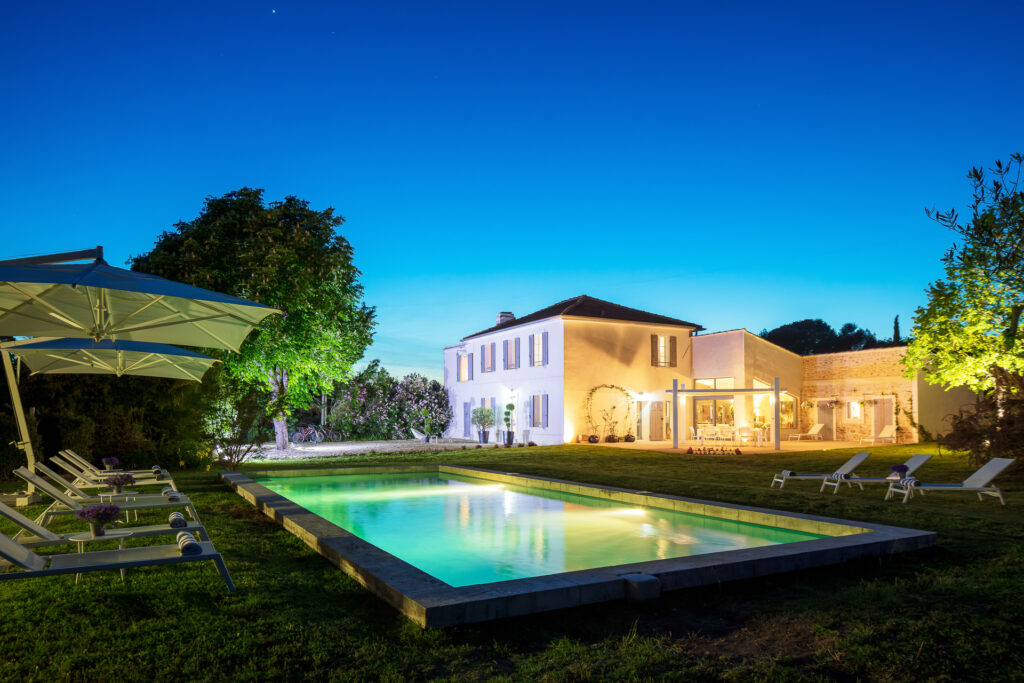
left=760, top=319, right=881, bottom=355
left=904, top=154, right=1024, bottom=397
left=132, top=188, right=375, bottom=449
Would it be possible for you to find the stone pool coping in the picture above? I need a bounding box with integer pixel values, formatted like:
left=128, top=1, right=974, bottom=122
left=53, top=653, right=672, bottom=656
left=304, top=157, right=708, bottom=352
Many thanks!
left=221, top=465, right=936, bottom=628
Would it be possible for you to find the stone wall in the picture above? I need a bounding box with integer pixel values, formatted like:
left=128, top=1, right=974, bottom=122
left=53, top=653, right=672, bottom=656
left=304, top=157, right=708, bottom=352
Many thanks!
left=800, top=347, right=919, bottom=443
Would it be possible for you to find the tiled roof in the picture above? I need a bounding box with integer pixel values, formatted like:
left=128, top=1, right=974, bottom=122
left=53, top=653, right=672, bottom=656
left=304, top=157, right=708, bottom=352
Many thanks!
left=461, top=295, right=703, bottom=341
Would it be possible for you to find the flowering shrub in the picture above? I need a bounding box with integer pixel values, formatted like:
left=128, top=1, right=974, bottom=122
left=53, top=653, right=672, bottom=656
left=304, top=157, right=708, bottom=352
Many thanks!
left=74, top=504, right=122, bottom=525
left=104, top=473, right=135, bottom=488
left=101, top=457, right=120, bottom=466
left=327, top=362, right=452, bottom=441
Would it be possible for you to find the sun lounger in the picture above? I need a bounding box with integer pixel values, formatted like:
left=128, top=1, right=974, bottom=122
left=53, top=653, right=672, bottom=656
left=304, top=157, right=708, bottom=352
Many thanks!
left=32, top=462, right=179, bottom=504
left=52, top=455, right=177, bottom=491
left=770, top=452, right=870, bottom=489
left=790, top=424, right=824, bottom=440
left=62, top=449, right=171, bottom=479
left=13, top=467, right=201, bottom=526
left=820, top=453, right=931, bottom=494
left=0, top=529, right=234, bottom=590
left=885, top=458, right=1015, bottom=504
left=0, top=500, right=207, bottom=548
left=860, top=424, right=897, bottom=444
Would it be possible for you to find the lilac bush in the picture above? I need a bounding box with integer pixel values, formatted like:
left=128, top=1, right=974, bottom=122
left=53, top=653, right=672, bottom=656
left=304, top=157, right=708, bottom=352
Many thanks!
left=327, top=362, right=452, bottom=441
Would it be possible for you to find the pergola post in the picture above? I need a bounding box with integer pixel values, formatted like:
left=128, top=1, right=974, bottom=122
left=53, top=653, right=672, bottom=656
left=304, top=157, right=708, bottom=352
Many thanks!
left=773, top=376, right=782, bottom=450
left=671, top=379, right=679, bottom=450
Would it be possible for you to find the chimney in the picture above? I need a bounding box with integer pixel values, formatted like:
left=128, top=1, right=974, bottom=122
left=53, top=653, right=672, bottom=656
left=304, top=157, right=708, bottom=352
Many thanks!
left=496, top=311, right=515, bottom=325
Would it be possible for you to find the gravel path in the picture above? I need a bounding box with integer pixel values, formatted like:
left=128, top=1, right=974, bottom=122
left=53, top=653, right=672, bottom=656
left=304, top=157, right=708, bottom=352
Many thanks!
left=248, top=437, right=483, bottom=462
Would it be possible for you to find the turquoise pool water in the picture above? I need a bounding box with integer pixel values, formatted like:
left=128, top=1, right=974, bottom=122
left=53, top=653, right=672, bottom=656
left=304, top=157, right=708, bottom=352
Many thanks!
left=258, top=472, right=825, bottom=587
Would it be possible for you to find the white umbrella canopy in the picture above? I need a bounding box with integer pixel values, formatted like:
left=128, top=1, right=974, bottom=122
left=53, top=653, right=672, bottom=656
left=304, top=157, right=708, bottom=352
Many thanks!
left=5, top=338, right=219, bottom=382
left=0, top=247, right=281, bottom=352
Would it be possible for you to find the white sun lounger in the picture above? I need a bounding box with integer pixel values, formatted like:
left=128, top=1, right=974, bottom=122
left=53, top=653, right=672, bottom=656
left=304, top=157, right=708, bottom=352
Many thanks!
left=0, top=500, right=208, bottom=547
left=0, top=529, right=234, bottom=591
left=790, top=424, right=824, bottom=440
left=885, top=458, right=1015, bottom=505
left=820, top=453, right=932, bottom=494
left=52, top=455, right=177, bottom=491
left=13, top=467, right=201, bottom=526
left=62, top=449, right=171, bottom=479
left=860, top=424, right=897, bottom=444
left=770, top=452, right=871, bottom=489
left=31, top=462, right=180, bottom=504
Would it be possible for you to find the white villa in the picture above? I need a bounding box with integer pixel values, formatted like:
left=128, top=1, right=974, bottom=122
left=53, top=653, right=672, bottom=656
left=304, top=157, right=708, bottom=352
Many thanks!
left=443, top=295, right=974, bottom=447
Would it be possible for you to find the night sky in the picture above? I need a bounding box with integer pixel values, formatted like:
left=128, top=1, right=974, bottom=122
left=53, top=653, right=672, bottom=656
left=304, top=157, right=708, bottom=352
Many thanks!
left=2, top=1, right=1021, bottom=379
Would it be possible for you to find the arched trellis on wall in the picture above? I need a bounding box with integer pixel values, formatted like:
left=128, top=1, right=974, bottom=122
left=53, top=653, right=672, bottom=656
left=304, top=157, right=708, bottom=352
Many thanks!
left=583, top=384, right=636, bottom=438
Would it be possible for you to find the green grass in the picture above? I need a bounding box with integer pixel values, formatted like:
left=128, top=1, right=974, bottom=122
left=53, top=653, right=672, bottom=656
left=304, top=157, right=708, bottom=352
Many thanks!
left=2, top=444, right=1022, bottom=681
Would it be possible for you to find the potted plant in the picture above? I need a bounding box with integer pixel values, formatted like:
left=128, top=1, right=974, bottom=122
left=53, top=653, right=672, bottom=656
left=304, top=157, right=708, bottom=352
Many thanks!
left=588, top=434, right=600, bottom=443
left=75, top=504, right=122, bottom=538
left=502, top=403, right=515, bottom=446
left=623, top=433, right=635, bottom=442
left=102, top=456, right=119, bottom=471
left=471, top=406, right=495, bottom=444
left=104, top=473, right=135, bottom=494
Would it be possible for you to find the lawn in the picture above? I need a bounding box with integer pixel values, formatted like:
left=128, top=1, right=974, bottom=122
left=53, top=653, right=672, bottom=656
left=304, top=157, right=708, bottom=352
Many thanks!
left=1, top=444, right=1022, bottom=681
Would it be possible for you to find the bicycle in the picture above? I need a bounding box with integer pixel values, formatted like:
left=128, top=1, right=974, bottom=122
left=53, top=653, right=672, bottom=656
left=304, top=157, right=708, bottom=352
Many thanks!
left=290, top=424, right=324, bottom=444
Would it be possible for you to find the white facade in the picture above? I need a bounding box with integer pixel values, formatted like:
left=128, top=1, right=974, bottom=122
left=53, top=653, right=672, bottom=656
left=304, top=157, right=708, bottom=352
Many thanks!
left=444, top=317, right=565, bottom=445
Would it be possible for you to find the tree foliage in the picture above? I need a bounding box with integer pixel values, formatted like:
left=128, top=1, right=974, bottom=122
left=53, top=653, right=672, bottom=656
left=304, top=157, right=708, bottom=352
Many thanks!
left=131, top=188, right=375, bottom=448
left=759, top=319, right=887, bottom=355
left=905, top=154, right=1024, bottom=396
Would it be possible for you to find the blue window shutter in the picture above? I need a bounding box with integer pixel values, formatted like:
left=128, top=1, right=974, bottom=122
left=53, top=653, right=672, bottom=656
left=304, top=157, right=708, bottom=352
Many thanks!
left=503, top=340, right=508, bottom=370
left=542, top=331, right=549, bottom=366
left=490, top=342, right=496, bottom=372
left=463, top=402, right=471, bottom=437
left=542, top=394, right=549, bottom=429
left=480, top=344, right=485, bottom=372
left=529, top=334, right=534, bottom=366
left=515, top=338, right=520, bottom=368
left=527, top=396, right=533, bottom=427
left=468, top=353, right=474, bottom=380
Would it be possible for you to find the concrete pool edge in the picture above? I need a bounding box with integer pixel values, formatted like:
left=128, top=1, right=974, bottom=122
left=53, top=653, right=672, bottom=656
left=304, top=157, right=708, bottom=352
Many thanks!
left=221, top=465, right=936, bottom=628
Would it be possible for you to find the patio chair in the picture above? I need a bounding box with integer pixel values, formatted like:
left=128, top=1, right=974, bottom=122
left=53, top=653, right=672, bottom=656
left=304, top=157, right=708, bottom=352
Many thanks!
left=885, top=458, right=1016, bottom=505
left=62, top=449, right=171, bottom=479
left=52, top=455, right=177, bottom=491
left=770, top=452, right=870, bottom=490
left=820, top=453, right=932, bottom=494
left=790, top=424, right=824, bottom=441
left=13, top=467, right=201, bottom=526
left=0, top=529, right=234, bottom=591
left=0, top=500, right=208, bottom=548
left=860, top=424, right=896, bottom=444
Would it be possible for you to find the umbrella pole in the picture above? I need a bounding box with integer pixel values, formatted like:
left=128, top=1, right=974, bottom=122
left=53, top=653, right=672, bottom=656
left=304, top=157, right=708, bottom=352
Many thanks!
left=1, top=347, right=41, bottom=503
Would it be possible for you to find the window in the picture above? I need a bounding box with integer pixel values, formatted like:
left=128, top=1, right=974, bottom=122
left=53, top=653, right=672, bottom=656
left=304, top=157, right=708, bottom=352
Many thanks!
left=650, top=334, right=677, bottom=367
left=846, top=401, right=862, bottom=421
left=780, top=395, right=796, bottom=428
left=530, top=394, right=549, bottom=428
left=504, top=338, right=520, bottom=370
left=480, top=342, right=495, bottom=373
left=457, top=353, right=473, bottom=382
left=694, top=377, right=736, bottom=426
left=529, top=332, right=548, bottom=367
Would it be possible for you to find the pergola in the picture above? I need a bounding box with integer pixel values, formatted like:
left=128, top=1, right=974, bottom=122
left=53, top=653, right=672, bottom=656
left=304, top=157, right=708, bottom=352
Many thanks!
left=665, top=377, right=786, bottom=450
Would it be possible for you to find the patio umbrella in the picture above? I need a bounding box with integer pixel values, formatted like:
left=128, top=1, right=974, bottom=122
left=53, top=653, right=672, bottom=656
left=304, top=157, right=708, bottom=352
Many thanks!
left=1, top=338, right=220, bottom=499
left=0, top=247, right=280, bottom=352
left=0, top=246, right=278, bottom=501
left=4, top=338, right=219, bottom=382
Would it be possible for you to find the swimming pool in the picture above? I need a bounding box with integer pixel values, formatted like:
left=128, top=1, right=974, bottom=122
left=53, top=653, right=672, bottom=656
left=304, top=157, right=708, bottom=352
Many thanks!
left=224, top=465, right=935, bottom=627
left=257, top=471, right=825, bottom=587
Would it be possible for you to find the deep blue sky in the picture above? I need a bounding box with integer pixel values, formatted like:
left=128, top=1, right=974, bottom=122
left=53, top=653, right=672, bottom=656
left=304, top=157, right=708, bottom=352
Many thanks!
left=2, top=2, right=1021, bottom=379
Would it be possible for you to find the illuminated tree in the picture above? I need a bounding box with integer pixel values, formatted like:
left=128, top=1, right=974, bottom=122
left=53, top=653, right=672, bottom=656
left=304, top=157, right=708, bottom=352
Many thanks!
left=904, top=154, right=1024, bottom=398
left=132, top=188, right=375, bottom=449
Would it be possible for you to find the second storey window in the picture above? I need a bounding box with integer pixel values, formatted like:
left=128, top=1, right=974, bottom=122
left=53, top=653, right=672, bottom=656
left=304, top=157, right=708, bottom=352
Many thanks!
left=458, top=353, right=473, bottom=382
left=650, top=334, right=677, bottom=367
left=480, top=342, right=496, bottom=373
left=504, top=338, right=520, bottom=370
left=528, top=331, right=548, bottom=367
